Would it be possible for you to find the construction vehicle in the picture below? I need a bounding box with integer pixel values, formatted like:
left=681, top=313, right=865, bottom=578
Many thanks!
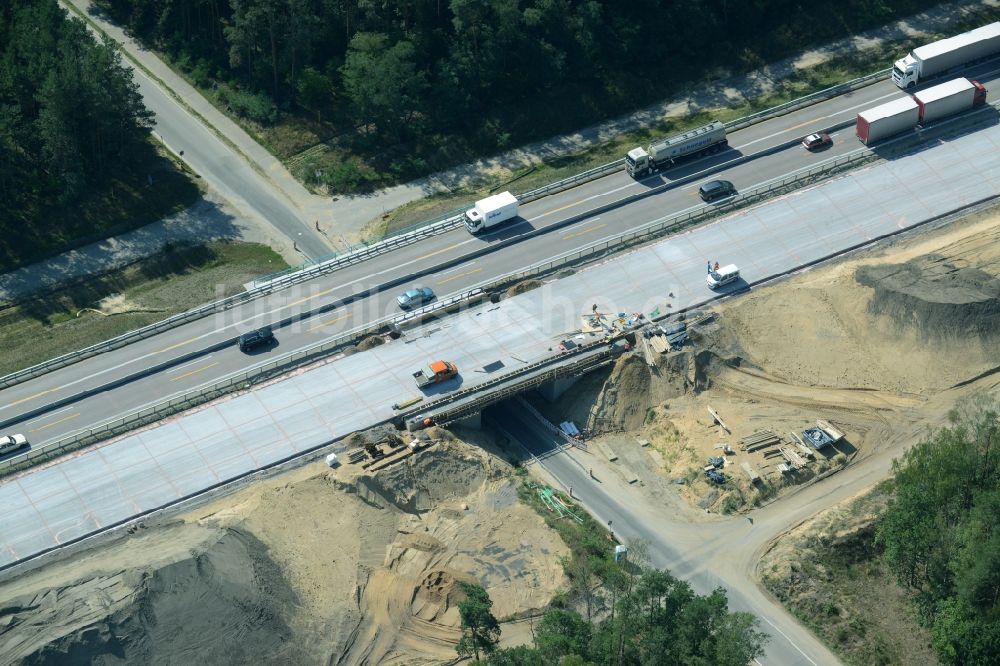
left=413, top=360, right=458, bottom=388
left=892, top=22, right=1000, bottom=88
left=625, top=121, right=727, bottom=178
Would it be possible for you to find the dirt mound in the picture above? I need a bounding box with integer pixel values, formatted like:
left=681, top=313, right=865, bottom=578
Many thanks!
left=357, top=440, right=502, bottom=513
left=856, top=255, right=1000, bottom=341
left=506, top=279, right=542, bottom=296
left=535, top=350, right=699, bottom=435
left=356, top=334, right=386, bottom=351
left=0, top=526, right=301, bottom=665
left=1, top=434, right=566, bottom=665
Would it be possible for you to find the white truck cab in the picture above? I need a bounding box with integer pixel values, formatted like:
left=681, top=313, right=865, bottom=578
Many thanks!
left=707, top=264, right=740, bottom=289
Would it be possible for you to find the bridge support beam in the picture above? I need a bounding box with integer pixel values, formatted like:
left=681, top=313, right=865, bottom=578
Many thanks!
left=454, top=411, right=482, bottom=430
left=538, top=376, right=579, bottom=402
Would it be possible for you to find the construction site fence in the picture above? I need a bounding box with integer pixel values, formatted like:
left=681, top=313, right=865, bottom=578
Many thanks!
left=0, top=69, right=891, bottom=392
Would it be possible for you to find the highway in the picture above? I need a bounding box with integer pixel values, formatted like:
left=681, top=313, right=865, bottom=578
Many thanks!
left=2, top=115, right=999, bottom=572
left=2, top=62, right=1000, bottom=663
left=4, top=60, right=1000, bottom=444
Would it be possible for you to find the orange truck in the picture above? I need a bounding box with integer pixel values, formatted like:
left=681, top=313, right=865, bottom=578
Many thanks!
left=413, top=360, right=458, bottom=388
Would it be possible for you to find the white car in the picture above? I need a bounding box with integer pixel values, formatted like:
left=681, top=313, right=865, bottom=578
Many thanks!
left=0, top=433, right=27, bottom=455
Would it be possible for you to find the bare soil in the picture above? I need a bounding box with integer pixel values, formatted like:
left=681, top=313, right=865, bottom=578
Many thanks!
left=0, top=430, right=567, bottom=664
left=759, top=485, right=940, bottom=666
left=533, top=208, right=1000, bottom=513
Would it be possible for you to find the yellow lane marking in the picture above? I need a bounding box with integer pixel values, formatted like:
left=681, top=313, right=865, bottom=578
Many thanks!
left=786, top=117, right=823, bottom=133
left=415, top=242, right=462, bottom=262
left=562, top=223, right=607, bottom=240
left=287, top=286, right=335, bottom=308
left=170, top=361, right=219, bottom=382
left=308, top=312, right=350, bottom=332
left=535, top=198, right=588, bottom=218
left=437, top=268, right=482, bottom=285
left=8, top=388, right=58, bottom=408
left=158, top=336, right=199, bottom=353
left=32, top=412, right=80, bottom=432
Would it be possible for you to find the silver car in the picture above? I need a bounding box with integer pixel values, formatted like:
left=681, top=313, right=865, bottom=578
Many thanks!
left=397, top=287, right=435, bottom=310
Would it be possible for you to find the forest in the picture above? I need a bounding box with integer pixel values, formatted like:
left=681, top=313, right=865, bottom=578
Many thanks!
left=0, top=0, right=195, bottom=268
left=94, top=0, right=945, bottom=191
left=455, top=569, right=767, bottom=665
left=878, top=398, right=1000, bottom=665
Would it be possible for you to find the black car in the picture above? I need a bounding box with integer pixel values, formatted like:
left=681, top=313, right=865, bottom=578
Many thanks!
left=698, top=179, right=736, bottom=202
left=238, top=326, right=275, bottom=352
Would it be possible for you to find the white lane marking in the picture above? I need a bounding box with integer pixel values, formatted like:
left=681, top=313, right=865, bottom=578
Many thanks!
left=759, top=614, right=819, bottom=666
left=167, top=357, right=213, bottom=374
left=440, top=262, right=475, bottom=274
left=735, top=89, right=902, bottom=149
left=26, top=405, right=74, bottom=424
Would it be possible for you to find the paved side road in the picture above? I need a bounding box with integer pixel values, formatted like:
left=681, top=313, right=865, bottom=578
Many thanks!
left=492, top=401, right=841, bottom=666
left=59, top=0, right=334, bottom=260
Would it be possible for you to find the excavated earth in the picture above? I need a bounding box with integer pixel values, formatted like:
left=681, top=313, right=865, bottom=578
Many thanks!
left=0, top=431, right=567, bottom=664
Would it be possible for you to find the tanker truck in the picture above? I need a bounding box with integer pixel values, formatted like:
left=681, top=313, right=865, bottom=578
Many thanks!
left=625, top=121, right=727, bottom=178
left=892, top=22, right=1000, bottom=89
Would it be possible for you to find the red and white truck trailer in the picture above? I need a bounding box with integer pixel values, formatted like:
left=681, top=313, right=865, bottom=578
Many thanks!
left=857, top=78, right=988, bottom=145
left=914, top=78, right=988, bottom=124
left=856, top=97, right=920, bottom=145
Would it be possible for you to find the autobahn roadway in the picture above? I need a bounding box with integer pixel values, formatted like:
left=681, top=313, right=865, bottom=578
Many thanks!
left=2, top=60, right=1000, bottom=444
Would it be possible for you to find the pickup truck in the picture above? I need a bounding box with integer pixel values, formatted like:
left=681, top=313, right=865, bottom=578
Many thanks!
left=413, top=360, right=458, bottom=389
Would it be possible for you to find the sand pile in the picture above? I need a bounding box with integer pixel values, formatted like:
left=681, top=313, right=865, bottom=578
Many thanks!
left=0, top=433, right=567, bottom=665
left=856, top=255, right=1000, bottom=342
left=0, top=525, right=303, bottom=665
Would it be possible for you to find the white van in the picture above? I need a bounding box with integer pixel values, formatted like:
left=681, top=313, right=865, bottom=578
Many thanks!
left=707, top=264, right=740, bottom=289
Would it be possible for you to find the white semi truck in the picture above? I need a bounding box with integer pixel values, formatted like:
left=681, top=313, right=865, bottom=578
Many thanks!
left=625, top=121, right=727, bottom=178
left=892, top=22, right=1000, bottom=89
left=464, top=191, right=519, bottom=234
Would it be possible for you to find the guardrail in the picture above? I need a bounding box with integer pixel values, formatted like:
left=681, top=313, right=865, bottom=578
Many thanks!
left=7, top=95, right=988, bottom=476
left=0, top=69, right=892, bottom=392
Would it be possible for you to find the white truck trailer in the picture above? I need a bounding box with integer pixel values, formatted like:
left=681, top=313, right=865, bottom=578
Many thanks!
left=856, top=97, right=920, bottom=145
left=464, top=191, right=519, bottom=234
left=914, top=78, right=988, bottom=123
left=892, top=22, right=1000, bottom=89
left=625, top=121, right=727, bottom=178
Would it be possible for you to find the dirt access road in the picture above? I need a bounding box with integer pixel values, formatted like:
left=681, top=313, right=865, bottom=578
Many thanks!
left=505, top=207, right=1000, bottom=666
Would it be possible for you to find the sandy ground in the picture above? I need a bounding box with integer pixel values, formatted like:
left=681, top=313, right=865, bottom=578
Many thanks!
left=533, top=207, right=1000, bottom=512
left=0, top=429, right=567, bottom=664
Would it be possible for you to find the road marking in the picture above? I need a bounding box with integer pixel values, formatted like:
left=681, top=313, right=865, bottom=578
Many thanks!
left=6, top=388, right=58, bottom=408
left=736, top=90, right=901, bottom=149
left=170, top=361, right=219, bottom=382
left=31, top=412, right=80, bottom=432
left=785, top=116, right=823, bottom=132
left=308, top=312, right=350, bottom=332
left=415, top=242, right=463, bottom=262
left=25, top=405, right=74, bottom=425
left=286, top=286, right=335, bottom=308
left=562, top=223, right=607, bottom=240
left=158, top=336, right=200, bottom=353
left=759, top=615, right=818, bottom=666
left=168, top=357, right=212, bottom=373
left=441, top=262, right=475, bottom=274
left=437, top=268, right=482, bottom=285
